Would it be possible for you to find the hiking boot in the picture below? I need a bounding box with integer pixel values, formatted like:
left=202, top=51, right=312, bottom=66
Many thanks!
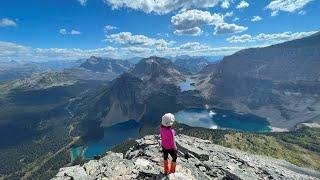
left=164, top=160, right=169, bottom=175
left=169, top=162, right=176, bottom=173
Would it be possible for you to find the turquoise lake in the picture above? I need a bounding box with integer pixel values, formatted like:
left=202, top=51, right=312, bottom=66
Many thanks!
left=179, top=78, right=196, bottom=92
left=175, top=108, right=271, bottom=132
left=70, top=146, right=83, bottom=162
left=70, top=108, right=270, bottom=161
left=70, top=120, right=140, bottom=160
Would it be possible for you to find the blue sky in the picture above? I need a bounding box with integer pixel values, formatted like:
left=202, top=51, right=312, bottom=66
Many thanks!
left=0, top=0, right=319, bottom=61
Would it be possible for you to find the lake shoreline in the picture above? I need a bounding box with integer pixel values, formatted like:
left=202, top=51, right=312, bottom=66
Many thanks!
left=175, top=108, right=272, bottom=133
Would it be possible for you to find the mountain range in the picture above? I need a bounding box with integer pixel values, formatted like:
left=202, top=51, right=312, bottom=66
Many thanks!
left=78, top=32, right=320, bottom=132
left=0, top=32, right=320, bottom=179
left=80, top=56, right=133, bottom=74
left=196, top=31, right=320, bottom=130
left=0, top=56, right=134, bottom=83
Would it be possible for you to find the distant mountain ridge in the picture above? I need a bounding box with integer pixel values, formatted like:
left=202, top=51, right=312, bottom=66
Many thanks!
left=0, top=59, right=84, bottom=83
left=197, top=31, right=320, bottom=129
left=2, top=72, right=76, bottom=91
left=80, top=56, right=133, bottom=74
left=174, top=57, right=210, bottom=74
left=219, top=33, right=320, bottom=81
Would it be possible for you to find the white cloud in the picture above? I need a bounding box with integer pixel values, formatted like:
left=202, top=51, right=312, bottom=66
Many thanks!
left=298, top=10, right=306, bottom=15
left=171, top=9, right=224, bottom=36
left=119, top=40, right=245, bottom=57
left=34, top=46, right=117, bottom=60
left=70, top=30, right=81, bottom=35
left=0, top=40, right=119, bottom=61
left=233, top=17, right=239, bottom=21
left=0, top=39, right=246, bottom=61
left=221, top=0, right=232, bottom=9
left=60, top=28, right=81, bottom=35
left=77, top=0, right=87, bottom=6
left=104, top=25, right=118, bottom=31
left=251, top=16, right=262, bottom=22
left=171, top=9, right=246, bottom=36
left=214, top=23, right=248, bottom=34
left=156, top=33, right=169, bottom=37
left=59, top=29, right=67, bottom=35
left=105, top=32, right=175, bottom=48
left=3, top=29, right=317, bottom=61
left=224, top=11, right=234, bottom=18
left=236, top=1, right=249, bottom=9
left=122, top=46, right=152, bottom=55
left=0, top=41, right=30, bottom=60
left=266, top=0, right=314, bottom=16
left=171, top=10, right=223, bottom=30
left=174, top=27, right=203, bottom=36
left=255, top=31, right=317, bottom=42
left=0, top=18, right=17, bottom=27
left=271, top=11, right=279, bottom=16
left=226, top=34, right=253, bottom=43
left=179, top=42, right=208, bottom=50
left=227, top=31, right=317, bottom=43
left=103, top=0, right=221, bottom=15
left=172, top=42, right=244, bottom=56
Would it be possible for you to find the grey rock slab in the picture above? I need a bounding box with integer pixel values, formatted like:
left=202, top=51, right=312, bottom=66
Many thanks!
left=52, top=134, right=320, bottom=180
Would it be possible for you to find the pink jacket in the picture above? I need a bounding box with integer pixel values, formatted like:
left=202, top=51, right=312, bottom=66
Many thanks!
left=160, top=126, right=177, bottom=150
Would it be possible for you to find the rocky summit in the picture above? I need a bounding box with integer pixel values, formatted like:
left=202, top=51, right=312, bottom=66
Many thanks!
left=52, top=134, right=320, bottom=180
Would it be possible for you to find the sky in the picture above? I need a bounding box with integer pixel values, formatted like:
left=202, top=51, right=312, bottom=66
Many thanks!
left=0, top=0, right=319, bottom=61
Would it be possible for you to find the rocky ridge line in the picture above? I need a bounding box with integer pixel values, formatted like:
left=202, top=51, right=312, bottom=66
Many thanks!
left=52, top=134, right=320, bottom=180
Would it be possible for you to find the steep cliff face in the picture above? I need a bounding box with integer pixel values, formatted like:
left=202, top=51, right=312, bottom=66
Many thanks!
left=197, top=32, right=320, bottom=129
left=93, top=57, right=188, bottom=128
left=101, top=73, right=146, bottom=127
left=52, top=134, right=320, bottom=180
left=217, top=32, right=320, bottom=82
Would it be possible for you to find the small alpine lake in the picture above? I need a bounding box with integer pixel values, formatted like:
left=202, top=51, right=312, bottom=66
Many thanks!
left=174, top=108, right=271, bottom=132
left=70, top=120, right=140, bottom=160
left=70, top=146, right=83, bottom=162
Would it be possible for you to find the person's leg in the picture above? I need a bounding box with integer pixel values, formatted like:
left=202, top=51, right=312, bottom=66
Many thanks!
left=168, top=149, right=177, bottom=173
left=162, top=148, right=169, bottom=174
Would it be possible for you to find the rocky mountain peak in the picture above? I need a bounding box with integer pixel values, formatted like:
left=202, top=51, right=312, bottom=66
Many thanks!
left=87, top=55, right=101, bottom=62
left=52, top=134, right=320, bottom=180
left=80, top=56, right=133, bottom=74
left=109, top=73, right=143, bottom=101
left=95, top=56, right=186, bottom=128
left=99, top=73, right=146, bottom=127
left=131, top=56, right=183, bottom=83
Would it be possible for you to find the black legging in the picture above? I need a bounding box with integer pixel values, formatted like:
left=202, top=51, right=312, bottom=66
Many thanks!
left=162, top=147, right=177, bottom=162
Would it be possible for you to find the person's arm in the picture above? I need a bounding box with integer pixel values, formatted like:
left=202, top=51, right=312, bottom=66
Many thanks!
left=172, top=129, right=177, bottom=150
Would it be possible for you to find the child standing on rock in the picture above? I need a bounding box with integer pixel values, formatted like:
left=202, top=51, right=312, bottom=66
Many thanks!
left=160, top=113, right=177, bottom=175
